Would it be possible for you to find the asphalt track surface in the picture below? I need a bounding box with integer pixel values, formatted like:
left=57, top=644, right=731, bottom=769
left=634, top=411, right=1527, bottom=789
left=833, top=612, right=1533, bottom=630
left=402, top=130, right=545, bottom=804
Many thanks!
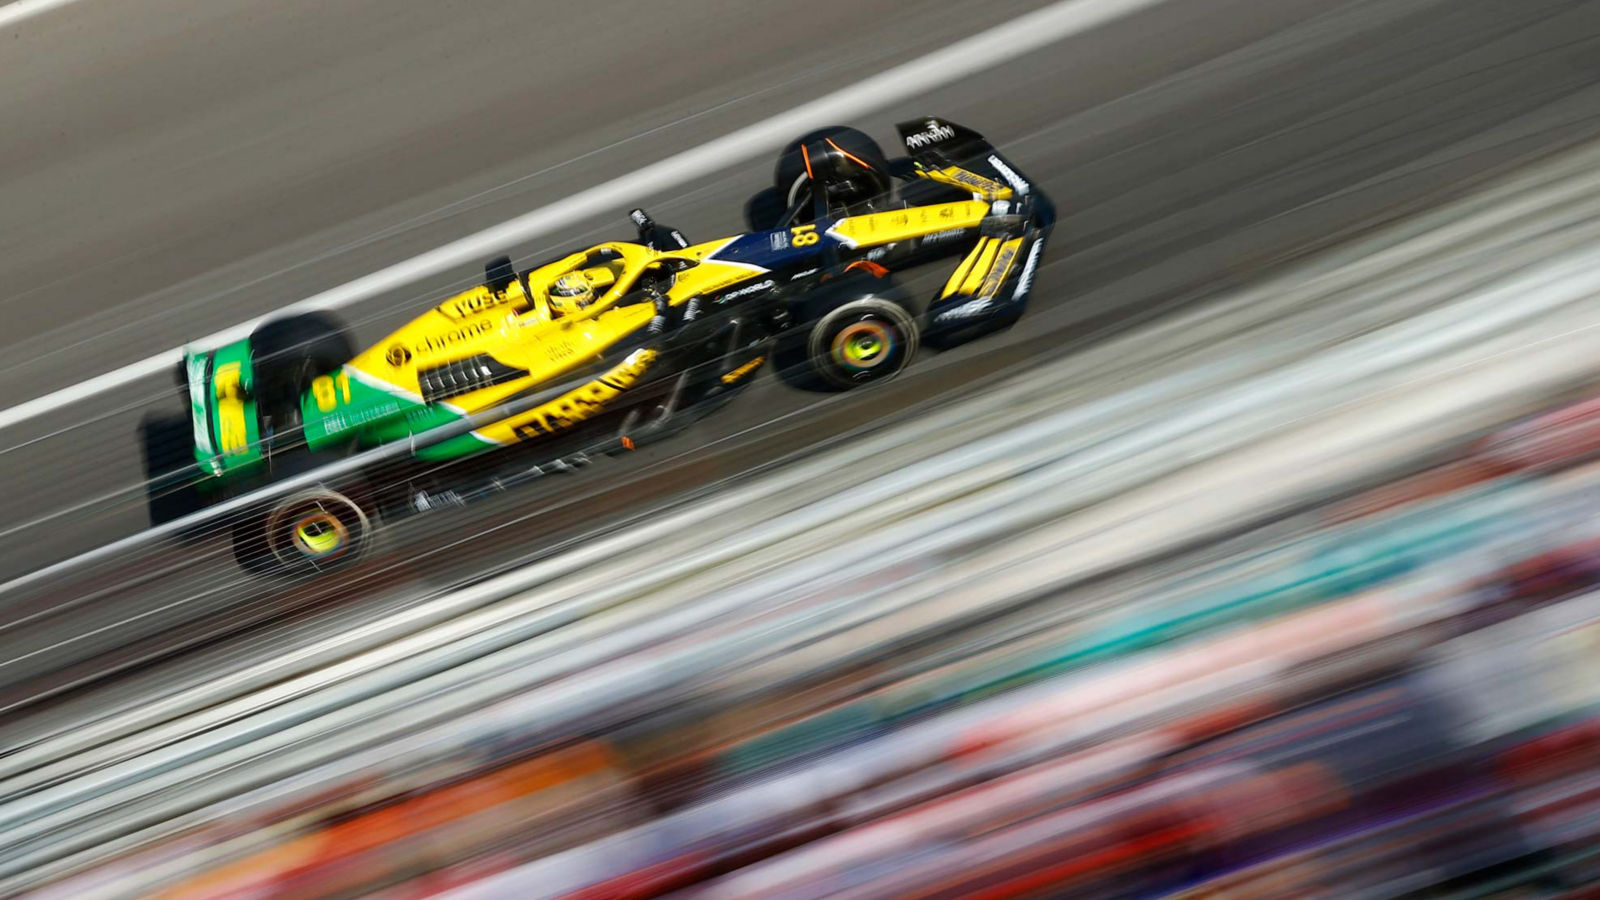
left=1, top=0, right=1599, bottom=717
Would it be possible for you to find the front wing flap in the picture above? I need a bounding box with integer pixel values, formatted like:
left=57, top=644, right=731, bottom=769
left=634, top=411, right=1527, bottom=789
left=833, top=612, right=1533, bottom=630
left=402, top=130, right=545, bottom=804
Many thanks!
left=924, top=221, right=1047, bottom=346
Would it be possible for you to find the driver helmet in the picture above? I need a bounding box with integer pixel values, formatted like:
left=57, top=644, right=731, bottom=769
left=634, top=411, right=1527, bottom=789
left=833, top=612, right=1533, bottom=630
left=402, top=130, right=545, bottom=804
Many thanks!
left=548, top=272, right=596, bottom=314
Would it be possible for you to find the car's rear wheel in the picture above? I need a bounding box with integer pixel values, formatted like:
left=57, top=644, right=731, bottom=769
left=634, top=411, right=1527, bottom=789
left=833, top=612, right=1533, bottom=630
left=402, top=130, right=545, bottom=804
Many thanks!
left=266, top=488, right=371, bottom=570
left=251, top=313, right=353, bottom=425
left=232, top=485, right=373, bottom=576
left=229, top=444, right=375, bottom=576
left=138, top=412, right=205, bottom=527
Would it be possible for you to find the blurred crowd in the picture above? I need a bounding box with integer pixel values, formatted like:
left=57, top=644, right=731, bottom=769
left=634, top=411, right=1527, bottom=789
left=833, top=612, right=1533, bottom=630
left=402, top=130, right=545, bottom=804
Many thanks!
left=48, top=382, right=1600, bottom=900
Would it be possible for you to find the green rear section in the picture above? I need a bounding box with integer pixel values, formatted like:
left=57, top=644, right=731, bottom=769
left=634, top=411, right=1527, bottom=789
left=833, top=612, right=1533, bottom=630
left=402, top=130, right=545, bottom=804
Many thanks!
left=185, top=347, right=492, bottom=487
left=298, top=368, right=483, bottom=462
left=187, top=339, right=263, bottom=478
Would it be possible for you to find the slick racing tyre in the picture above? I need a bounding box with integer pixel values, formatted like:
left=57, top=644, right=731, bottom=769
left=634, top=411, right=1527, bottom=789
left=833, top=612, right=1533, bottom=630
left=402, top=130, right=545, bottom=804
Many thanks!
left=233, top=486, right=373, bottom=576
left=138, top=412, right=205, bottom=528
left=265, top=487, right=372, bottom=571
left=250, top=313, right=353, bottom=424
left=229, top=448, right=375, bottom=576
left=774, top=126, right=889, bottom=211
left=804, top=297, right=919, bottom=390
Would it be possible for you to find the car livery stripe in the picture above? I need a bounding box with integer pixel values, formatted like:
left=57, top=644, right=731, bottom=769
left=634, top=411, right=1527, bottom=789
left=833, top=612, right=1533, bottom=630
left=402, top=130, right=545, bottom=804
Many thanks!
left=941, top=238, right=989, bottom=299
left=813, top=219, right=851, bottom=249
left=201, top=339, right=263, bottom=474
left=344, top=362, right=424, bottom=406
left=720, top=356, right=766, bottom=385
left=702, top=236, right=776, bottom=274
left=338, top=363, right=500, bottom=446
left=960, top=238, right=1003, bottom=296
left=977, top=237, right=1026, bottom=298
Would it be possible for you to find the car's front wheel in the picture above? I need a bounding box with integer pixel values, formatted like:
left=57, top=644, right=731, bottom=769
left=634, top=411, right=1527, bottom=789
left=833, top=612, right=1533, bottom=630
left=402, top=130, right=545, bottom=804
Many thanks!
left=804, top=297, right=920, bottom=390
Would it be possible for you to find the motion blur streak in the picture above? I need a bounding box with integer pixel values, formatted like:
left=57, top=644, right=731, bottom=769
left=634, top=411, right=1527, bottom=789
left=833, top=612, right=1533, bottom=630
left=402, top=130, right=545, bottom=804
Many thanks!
left=0, top=0, right=1168, bottom=432
left=7, top=0, right=1600, bottom=897
left=9, top=126, right=1600, bottom=896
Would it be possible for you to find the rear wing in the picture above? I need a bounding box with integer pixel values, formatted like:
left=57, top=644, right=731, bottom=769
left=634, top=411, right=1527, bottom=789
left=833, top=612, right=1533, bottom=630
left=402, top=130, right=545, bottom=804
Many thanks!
left=182, top=339, right=264, bottom=477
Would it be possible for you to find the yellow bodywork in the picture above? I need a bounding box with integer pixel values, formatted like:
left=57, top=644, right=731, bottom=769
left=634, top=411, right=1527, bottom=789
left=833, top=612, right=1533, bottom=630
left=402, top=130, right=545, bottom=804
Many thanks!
left=329, top=199, right=999, bottom=447
left=475, top=349, right=659, bottom=444
left=918, top=166, right=1013, bottom=201
left=335, top=239, right=771, bottom=444
left=941, top=236, right=1026, bottom=300
left=826, top=200, right=989, bottom=247
left=213, top=362, right=251, bottom=455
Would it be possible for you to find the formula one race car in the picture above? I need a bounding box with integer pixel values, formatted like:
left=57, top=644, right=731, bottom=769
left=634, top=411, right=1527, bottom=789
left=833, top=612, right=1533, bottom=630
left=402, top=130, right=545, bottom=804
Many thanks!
left=140, top=117, right=1055, bottom=574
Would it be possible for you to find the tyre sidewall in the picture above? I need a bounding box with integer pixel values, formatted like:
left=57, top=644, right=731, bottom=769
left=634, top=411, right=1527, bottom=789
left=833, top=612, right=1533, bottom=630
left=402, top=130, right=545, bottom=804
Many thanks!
left=263, top=487, right=372, bottom=573
left=774, top=126, right=889, bottom=213
left=806, top=297, right=919, bottom=390
left=250, top=314, right=354, bottom=417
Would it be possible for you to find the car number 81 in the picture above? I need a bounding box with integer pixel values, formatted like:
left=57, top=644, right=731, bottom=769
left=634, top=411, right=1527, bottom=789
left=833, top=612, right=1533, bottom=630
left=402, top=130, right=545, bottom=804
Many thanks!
left=312, top=372, right=353, bottom=412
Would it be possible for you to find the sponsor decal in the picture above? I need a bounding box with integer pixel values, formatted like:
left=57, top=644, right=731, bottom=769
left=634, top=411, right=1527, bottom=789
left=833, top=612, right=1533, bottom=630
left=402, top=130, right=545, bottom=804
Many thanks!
left=1011, top=241, right=1044, bottom=302
left=716, top=279, right=775, bottom=304
left=543, top=340, right=579, bottom=363
left=385, top=345, right=412, bottom=367
left=769, top=231, right=790, bottom=251
left=987, top=155, right=1029, bottom=195
left=415, top=319, right=494, bottom=356
left=629, top=208, right=651, bottom=228
left=991, top=200, right=1011, bottom=216
left=443, top=290, right=515, bottom=320
left=943, top=168, right=1007, bottom=195
left=920, top=228, right=969, bottom=245
left=789, top=267, right=820, bottom=281
left=978, top=242, right=1021, bottom=297
left=685, top=297, right=703, bottom=322
left=905, top=119, right=957, bottom=149
left=507, top=349, right=657, bottom=441
left=319, top=399, right=402, bottom=437
left=934, top=296, right=994, bottom=323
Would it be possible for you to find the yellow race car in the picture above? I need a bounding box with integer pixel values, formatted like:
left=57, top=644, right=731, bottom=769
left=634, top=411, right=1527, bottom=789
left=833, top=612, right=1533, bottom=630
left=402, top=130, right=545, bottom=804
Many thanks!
left=141, top=117, right=1055, bottom=574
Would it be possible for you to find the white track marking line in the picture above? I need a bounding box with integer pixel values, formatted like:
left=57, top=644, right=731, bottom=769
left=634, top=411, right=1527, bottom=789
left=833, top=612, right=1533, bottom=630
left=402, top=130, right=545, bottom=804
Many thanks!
left=0, top=0, right=1168, bottom=432
left=0, top=0, right=82, bottom=29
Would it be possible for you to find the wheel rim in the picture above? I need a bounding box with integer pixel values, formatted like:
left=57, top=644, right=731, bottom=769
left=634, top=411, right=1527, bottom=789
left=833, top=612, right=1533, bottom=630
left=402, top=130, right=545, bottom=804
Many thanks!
left=832, top=320, right=896, bottom=373
left=288, top=508, right=349, bottom=562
